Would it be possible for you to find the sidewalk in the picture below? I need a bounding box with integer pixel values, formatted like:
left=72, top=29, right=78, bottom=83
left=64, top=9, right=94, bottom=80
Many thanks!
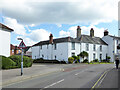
left=1, top=64, right=61, bottom=87
left=98, top=67, right=120, bottom=88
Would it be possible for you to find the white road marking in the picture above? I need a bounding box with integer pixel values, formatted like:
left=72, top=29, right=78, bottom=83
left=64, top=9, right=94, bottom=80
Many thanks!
left=75, top=69, right=88, bottom=75
left=44, top=79, right=64, bottom=88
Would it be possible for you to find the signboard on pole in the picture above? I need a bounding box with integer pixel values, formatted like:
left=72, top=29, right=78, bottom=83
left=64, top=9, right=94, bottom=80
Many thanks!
left=18, top=40, right=26, bottom=49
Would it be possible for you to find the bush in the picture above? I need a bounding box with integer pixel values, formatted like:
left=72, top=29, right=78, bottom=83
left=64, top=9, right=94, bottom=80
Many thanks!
left=33, top=58, right=60, bottom=64
left=93, top=59, right=99, bottom=62
left=60, top=61, right=67, bottom=64
left=82, top=59, right=89, bottom=63
left=9, top=55, right=33, bottom=68
left=68, top=57, right=74, bottom=64
left=1, top=55, right=16, bottom=69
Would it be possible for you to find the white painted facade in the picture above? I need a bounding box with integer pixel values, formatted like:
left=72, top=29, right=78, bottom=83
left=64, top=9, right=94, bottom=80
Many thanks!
left=32, top=41, right=108, bottom=62
left=102, top=35, right=120, bottom=62
left=0, top=29, right=11, bottom=57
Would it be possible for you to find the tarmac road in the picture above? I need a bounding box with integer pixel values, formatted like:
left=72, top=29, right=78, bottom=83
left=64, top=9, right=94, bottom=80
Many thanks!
left=2, top=64, right=119, bottom=90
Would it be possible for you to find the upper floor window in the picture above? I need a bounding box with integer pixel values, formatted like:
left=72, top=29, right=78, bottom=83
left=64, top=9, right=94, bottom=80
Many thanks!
left=117, top=40, right=119, bottom=44
left=100, top=45, right=102, bottom=51
left=54, top=43, right=57, bottom=50
left=93, top=44, right=96, bottom=51
left=47, top=45, right=48, bottom=49
left=86, top=43, right=89, bottom=51
left=41, top=45, right=42, bottom=49
left=72, top=42, right=75, bottom=50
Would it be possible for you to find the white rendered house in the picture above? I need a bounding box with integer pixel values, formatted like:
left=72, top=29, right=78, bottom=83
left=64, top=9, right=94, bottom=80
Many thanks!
left=0, top=23, right=14, bottom=57
left=102, top=31, right=120, bottom=62
left=32, top=26, right=108, bottom=62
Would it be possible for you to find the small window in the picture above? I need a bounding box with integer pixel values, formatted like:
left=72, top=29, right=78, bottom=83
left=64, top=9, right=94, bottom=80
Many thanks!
left=42, top=55, right=44, bottom=58
left=55, top=55, right=56, bottom=60
left=100, top=54, right=102, bottom=60
left=47, top=45, right=48, bottom=49
left=18, top=50, right=21, bottom=53
left=93, top=45, right=96, bottom=51
left=72, top=42, right=75, bottom=50
left=12, top=49, right=14, bottom=53
left=117, top=40, right=119, bottom=44
left=100, top=45, right=102, bottom=51
left=41, top=45, right=42, bottom=49
left=54, top=44, right=57, bottom=50
left=86, top=43, right=89, bottom=51
left=93, top=53, right=96, bottom=60
left=72, top=52, right=75, bottom=56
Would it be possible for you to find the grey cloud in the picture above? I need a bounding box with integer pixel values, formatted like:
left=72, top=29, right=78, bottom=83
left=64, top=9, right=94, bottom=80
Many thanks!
left=1, top=1, right=117, bottom=25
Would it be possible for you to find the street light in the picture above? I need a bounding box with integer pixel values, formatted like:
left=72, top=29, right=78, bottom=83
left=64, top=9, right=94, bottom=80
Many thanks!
left=17, top=38, right=23, bottom=76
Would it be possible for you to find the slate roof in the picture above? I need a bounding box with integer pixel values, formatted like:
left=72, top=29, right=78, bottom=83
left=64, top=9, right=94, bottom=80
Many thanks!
left=33, top=35, right=108, bottom=46
left=80, top=35, right=108, bottom=45
left=108, top=35, right=120, bottom=40
left=33, top=37, right=80, bottom=46
left=0, top=23, right=14, bottom=32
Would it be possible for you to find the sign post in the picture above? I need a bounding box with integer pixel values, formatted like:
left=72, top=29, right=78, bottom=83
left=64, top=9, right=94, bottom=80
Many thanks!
left=18, top=40, right=26, bottom=76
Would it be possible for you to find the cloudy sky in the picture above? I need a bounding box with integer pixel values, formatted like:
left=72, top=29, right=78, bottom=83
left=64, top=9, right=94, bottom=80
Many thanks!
left=0, top=0, right=119, bottom=46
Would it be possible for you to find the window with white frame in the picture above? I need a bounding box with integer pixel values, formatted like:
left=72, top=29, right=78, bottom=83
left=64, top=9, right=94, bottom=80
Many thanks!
left=41, top=45, right=42, bottom=49
left=86, top=43, right=89, bottom=51
left=47, top=44, right=48, bottom=49
left=12, top=49, right=14, bottom=54
left=93, top=44, right=96, bottom=51
left=100, top=45, right=102, bottom=51
left=72, top=52, right=75, bottom=56
left=54, top=43, right=57, bottom=50
left=93, top=53, right=96, bottom=60
left=72, top=42, right=75, bottom=50
left=100, top=54, right=102, bottom=60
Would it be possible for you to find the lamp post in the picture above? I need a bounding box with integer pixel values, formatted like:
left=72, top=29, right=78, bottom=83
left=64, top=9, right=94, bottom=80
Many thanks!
left=18, top=38, right=23, bottom=76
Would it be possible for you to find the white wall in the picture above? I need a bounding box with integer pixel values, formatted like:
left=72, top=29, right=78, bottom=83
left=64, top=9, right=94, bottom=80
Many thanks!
left=32, top=42, right=69, bottom=61
left=32, top=41, right=108, bottom=63
left=80, top=43, right=107, bottom=62
left=102, top=36, right=118, bottom=62
left=0, top=30, right=11, bottom=57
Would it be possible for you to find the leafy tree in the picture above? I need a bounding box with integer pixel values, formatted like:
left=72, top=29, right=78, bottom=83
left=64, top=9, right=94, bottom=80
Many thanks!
left=78, top=51, right=88, bottom=61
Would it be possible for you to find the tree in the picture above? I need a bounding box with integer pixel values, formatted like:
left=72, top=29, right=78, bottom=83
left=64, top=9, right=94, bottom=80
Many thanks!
left=78, top=51, right=88, bottom=61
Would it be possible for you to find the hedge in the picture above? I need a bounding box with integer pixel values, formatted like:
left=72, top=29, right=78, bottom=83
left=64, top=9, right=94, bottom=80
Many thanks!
left=33, top=58, right=66, bottom=64
left=9, top=55, right=33, bottom=68
left=0, top=55, right=16, bottom=69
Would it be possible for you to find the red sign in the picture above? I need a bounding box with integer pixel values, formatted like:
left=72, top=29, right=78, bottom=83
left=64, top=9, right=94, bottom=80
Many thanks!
left=18, top=41, right=26, bottom=49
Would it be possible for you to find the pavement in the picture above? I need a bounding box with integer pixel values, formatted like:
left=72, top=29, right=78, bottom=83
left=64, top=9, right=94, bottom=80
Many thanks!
left=1, top=64, right=63, bottom=87
left=1, top=63, right=118, bottom=89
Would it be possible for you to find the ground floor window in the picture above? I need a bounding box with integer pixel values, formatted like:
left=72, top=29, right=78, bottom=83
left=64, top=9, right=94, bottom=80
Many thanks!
left=100, top=54, right=102, bottom=61
left=93, top=53, right=96, bottom=60
left=72, top=52, right=75, bottom=56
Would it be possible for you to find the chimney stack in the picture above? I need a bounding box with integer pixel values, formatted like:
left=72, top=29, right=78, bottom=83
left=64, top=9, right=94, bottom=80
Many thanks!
left=77, top=26, right=81, bottom=38
left=90, top=28, right=94, bottom=37
left=104, top=30, right=109, bottom=36
left=49, top=33, right=53, bottom=44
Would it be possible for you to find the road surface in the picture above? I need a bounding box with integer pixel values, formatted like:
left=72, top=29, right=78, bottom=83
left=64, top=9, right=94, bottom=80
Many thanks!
left=2, top=64, right=119, bottom=90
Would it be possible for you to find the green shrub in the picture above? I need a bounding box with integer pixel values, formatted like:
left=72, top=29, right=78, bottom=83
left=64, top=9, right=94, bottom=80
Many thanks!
left=1, top=55, right=16, bottom=69
left=83, top=59, right=89, bottom=63
left=68, top=57, right=74, bottom=64
left=9, top=55, right=33, bottom=68
left=33, top=58, right=60, bottom=64
left=93, top=59, right=99, bottom=62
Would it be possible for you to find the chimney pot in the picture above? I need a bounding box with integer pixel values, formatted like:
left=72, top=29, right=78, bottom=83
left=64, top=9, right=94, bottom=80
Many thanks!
left=49, top=33, right=53, bottom=44
left=90, top=28, right=94, bottom=37
left=104, top=30, right=109, bottom=36
left=77, top=26, right=81, bottom=38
